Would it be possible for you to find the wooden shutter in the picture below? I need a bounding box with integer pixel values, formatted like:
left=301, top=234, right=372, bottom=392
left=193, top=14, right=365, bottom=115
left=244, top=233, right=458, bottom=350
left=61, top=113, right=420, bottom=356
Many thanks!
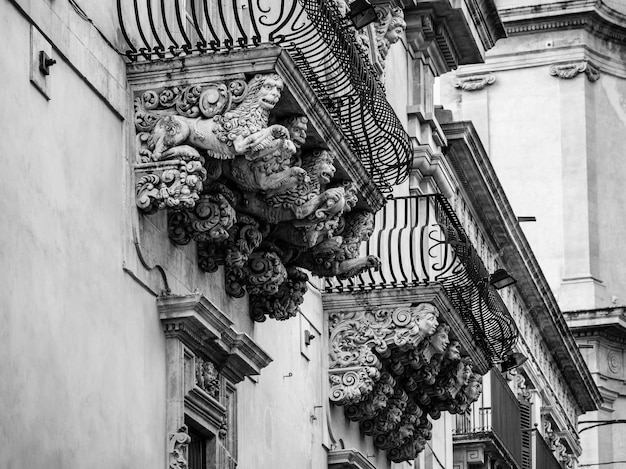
left=519, top=400, right=532, bottom=469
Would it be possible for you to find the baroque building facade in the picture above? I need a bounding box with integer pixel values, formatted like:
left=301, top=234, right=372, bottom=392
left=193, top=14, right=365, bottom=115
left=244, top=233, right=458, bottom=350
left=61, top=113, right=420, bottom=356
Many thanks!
left=440, top=1, right=626, bottom=467
left=0, top=0, right=601, bottom=468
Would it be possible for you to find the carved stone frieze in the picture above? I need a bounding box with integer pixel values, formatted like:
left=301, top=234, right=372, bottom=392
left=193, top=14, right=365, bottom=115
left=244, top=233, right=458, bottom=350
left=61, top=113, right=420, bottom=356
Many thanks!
left=134, top=73, right=381, bottom=321
left=549, top=61, right=600, bottom=82
left=454, top=73, right=496, bottom=91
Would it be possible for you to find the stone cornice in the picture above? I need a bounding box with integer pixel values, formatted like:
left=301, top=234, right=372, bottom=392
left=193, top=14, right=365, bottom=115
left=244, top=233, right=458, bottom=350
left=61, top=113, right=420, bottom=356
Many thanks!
left=498, top=0, right=626, bottom=44
left=328, top=449, right=377, bottom=469
left=439, top=120, right=601, bottom=412
left=402, top=0, right=505, bottom=69
left=566, top=307, right=626, bottom=344
left=159, top=293, right=272, bottom=383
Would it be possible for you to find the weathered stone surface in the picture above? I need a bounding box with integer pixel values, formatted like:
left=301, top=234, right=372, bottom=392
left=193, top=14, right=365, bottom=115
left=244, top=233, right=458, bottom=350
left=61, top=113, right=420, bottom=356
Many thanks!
left=328, top=302, right=484, bottom=462
left=133, top=73, right=380, bottom=321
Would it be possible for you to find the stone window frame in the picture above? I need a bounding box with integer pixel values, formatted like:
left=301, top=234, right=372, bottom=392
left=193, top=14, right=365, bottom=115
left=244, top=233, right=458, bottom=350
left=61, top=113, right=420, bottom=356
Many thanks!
left=159, top=294, right=272, bottom=468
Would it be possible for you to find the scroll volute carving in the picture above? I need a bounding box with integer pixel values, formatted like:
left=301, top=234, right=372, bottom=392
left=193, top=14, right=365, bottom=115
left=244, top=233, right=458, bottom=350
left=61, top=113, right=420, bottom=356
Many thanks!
left=374, top=5, right=406, bottom=66
left=133, top=74, right=380, bottom=321
left=329, top=307, right=484, bottom=462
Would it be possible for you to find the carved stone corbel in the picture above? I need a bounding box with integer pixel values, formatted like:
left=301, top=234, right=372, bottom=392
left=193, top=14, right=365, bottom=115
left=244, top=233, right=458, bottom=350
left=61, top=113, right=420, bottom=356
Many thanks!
left=549, top=61, right=600, bottom=82
left=374, top=5, right=407, bottom=67
left=454, top=73, right=496, bottom=91
left=133, top=73, right=380, bottom=322
left=329, top=303, right=440, bottom=406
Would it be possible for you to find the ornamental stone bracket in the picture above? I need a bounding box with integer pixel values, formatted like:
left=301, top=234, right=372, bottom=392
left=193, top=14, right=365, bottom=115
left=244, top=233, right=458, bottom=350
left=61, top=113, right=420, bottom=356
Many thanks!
left=549, top=61, right=600, bottom=82
left=328, top=1, right=406, bottom=76
left=325, top=285, right=487, bottom=463
left=453, top=73, right=496, bottom=91
left=128, top=48, right=383, bottom=322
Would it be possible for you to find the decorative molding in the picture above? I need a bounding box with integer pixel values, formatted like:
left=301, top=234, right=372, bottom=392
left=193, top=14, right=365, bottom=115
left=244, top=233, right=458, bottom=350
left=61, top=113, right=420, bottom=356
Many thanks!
left=134, top=71, right=381, bottom=321
left=607, top=350, right=622, bottom=375
left=159, top=294, right=272, bottom=383
left=328, top=448, right=377, bottom=469
left=327, top=297, right=485, bottom=462
left=168, top=425, right=191, bottom=469
left=160, top=294, right=261, bottom=468
left=549, top=61, right=600, bottom=82
left=454, top=73, right=496, bottom=91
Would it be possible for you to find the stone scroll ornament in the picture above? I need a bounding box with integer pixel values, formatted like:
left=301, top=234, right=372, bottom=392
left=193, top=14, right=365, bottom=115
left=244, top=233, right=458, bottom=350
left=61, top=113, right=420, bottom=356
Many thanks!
left=329, top=310, right=485, bottom=462
left=549, top=61, right=600, bottom=82
left=329, top=303, right=440, bottom=406
left=133, top=74, right=380, bottom=321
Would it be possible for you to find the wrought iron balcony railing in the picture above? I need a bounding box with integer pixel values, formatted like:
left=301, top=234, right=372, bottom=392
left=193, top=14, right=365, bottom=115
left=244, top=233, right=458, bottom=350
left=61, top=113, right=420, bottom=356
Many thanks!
left=116, top=0, right=412, bottom=191
left=325, top=194, right=518, bottom=364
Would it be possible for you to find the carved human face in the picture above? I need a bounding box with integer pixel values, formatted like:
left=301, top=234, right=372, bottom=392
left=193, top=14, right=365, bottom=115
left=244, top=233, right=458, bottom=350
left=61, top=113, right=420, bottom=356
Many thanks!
left=465, top=377, right=483, bottom=403
left=286, top=117, right=308, bottom=149
left=417, top=309, right=438, bottom=337
left=258, top=76, right=284, bottom=110
left=456, top=361, right=472, bottom=386
left=429, top=325, right=450, bottom=353
left=385, top=24, right=405, bottom=44
left=445, top=340, right=462, bottom=361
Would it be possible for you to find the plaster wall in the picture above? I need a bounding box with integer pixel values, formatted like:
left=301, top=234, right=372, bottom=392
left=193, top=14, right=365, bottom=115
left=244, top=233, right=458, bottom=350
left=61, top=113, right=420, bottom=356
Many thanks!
left=576, top=336, right=626, bottom=468
left=1, top=2, right=337, bottom=469
left=441, top=37, right=626, bottom=311
left=441, top=64, right=566, bottom=302
left=0, top=2, right=167, bottom=468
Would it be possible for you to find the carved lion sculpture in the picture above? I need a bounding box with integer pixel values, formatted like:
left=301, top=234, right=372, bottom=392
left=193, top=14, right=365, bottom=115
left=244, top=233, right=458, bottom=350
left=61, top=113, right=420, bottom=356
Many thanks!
left=148, top=73, right=290, bottom=161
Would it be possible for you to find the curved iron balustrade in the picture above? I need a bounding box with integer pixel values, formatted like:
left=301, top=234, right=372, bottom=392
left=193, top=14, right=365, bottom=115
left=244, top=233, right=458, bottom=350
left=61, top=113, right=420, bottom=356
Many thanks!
left=117, top=0, right=411, bottom=191
left=326, top=194, right=519, bottom=364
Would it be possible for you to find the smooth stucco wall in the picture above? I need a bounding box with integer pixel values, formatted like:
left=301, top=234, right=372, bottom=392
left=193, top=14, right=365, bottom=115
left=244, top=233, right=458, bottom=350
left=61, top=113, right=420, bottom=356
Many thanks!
left=441, top=35, right=626, bottom=311
left=0, top=3, right=167, bottom=467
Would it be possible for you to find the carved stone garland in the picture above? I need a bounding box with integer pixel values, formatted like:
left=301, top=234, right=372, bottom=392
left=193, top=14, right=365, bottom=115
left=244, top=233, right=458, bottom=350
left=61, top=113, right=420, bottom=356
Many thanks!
left=133, top=74, right=380, bottom=321
left=329, top=303, right=484, bottom=462
left=549, top=61, right=600, bottom=82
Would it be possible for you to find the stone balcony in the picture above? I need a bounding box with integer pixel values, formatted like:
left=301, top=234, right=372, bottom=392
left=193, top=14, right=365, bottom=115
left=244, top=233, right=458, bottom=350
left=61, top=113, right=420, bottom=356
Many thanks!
left=119, top=1, right=414, bottom=322
left=324, top=194, right=519, bottom=462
